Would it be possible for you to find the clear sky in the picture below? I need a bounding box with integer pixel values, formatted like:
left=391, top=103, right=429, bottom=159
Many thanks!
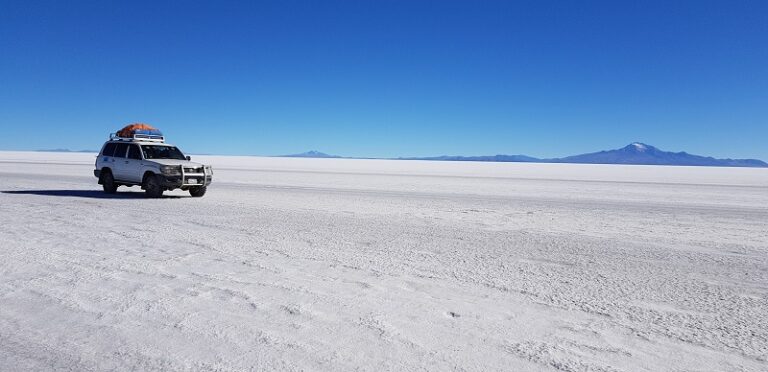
left=1, top=0, right=766, bottom=159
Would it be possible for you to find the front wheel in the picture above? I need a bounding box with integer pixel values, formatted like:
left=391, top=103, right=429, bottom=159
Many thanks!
left=189, top=186, right=207, bottom=197
left=144, top=174, right=164, bottom=198
left=102, top=171, right=117, bottom=194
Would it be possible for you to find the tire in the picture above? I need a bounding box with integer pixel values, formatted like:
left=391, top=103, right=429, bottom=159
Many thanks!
left=101, top=171, right=117, bottom=194
left=189, top=186, right=207, bottom=197
left=144, top=174, right=164, bottom=198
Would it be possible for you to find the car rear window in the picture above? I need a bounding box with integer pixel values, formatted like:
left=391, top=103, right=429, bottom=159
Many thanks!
left=113, top=143, right=128, bottom=158
left=102, top=143, right=117, bottom=157
left=127, top=145, right=142, bottom=160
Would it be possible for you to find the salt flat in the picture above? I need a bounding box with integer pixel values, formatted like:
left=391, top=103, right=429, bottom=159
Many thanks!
left=1, top=151, right=767, bottom=371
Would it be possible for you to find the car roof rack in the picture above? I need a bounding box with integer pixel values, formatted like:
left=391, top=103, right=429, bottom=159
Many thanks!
left=109, top=132, right=165, bottom=143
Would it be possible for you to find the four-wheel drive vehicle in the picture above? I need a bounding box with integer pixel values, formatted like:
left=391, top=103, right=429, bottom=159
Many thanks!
left=94, top=124, right=212, bottom=197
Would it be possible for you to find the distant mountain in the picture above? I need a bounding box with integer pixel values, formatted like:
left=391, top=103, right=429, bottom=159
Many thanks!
left=281, top=150, right=341, bottom=158
left=400, top=154, right=539, bottom=162
left=36, top=148, right=96, bottom=153
left=399, top=143, right=767, bottom=167
left=548, top=143, right=767, bottom=167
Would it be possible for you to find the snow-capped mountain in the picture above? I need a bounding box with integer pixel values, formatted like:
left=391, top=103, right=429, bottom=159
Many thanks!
left=548, top=143, right=767, bottom=167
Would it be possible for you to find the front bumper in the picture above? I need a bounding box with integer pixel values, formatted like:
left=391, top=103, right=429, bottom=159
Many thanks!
left=160, top=168, right=213, bottom=189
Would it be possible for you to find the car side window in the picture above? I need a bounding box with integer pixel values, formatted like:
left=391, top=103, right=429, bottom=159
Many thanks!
left=102, top=143, right=117, bottom=157
left=114, top=143, right=128, bottom=158
left=127, top=145, right=141, bottom=160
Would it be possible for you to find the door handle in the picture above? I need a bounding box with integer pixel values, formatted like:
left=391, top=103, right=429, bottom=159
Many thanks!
left=124, top=161, right=129, bottom=164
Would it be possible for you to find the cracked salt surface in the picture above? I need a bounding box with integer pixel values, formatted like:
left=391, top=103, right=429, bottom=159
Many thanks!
left=1, top=151, right=767, bottom=371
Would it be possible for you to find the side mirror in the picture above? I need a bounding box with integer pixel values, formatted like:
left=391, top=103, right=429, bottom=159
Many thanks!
left=186, top=156, right=191, bottom=161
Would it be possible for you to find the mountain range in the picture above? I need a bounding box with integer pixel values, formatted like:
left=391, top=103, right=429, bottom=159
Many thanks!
left=282, top=150, right=342, bottom=158
left=545, top=143, right=766, bottom=167
left=36, top=148, right=96, bottom=153
left=285, top=143, right=767, bottom=167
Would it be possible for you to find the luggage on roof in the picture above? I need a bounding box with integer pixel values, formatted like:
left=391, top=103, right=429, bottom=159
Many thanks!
left=111, top=123, right=165, bottom=142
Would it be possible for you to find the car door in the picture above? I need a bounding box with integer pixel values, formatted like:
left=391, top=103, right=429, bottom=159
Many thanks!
left=111, top=143, right=129, bottom=180
left=124, top=144, right=144, bottom=183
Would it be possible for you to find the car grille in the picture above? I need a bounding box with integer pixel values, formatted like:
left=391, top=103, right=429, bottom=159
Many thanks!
left=184, top=167, right=204, bottom=173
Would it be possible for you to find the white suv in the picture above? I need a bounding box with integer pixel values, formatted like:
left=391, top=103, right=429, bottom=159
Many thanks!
left=94, top=136, right=212, bottom=198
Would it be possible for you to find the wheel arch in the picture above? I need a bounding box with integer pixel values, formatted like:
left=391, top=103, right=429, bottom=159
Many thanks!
left=98, top=167, right=113, bottom=184
left=142, top=170, right=157, bottom=184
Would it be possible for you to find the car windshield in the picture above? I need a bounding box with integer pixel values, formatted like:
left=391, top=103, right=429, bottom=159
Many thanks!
left=141, top=145, right=186, bottom=160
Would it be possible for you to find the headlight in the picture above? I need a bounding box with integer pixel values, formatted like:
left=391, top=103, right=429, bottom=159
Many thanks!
left=161, top=165, right=181, bottom=176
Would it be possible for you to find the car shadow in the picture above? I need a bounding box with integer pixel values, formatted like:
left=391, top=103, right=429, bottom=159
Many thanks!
left=2, top=190, right=184, bottom=199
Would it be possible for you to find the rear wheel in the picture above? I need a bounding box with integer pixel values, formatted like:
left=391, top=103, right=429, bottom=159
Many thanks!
left=101, top=171, right=117, bottom=194
left=189, top=186, right=207, bottom=197
left=144, top=174, right=164, bottom=198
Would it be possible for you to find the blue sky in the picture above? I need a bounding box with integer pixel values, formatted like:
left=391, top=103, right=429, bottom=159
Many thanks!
left=1, top=1, right=766, bottom=159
